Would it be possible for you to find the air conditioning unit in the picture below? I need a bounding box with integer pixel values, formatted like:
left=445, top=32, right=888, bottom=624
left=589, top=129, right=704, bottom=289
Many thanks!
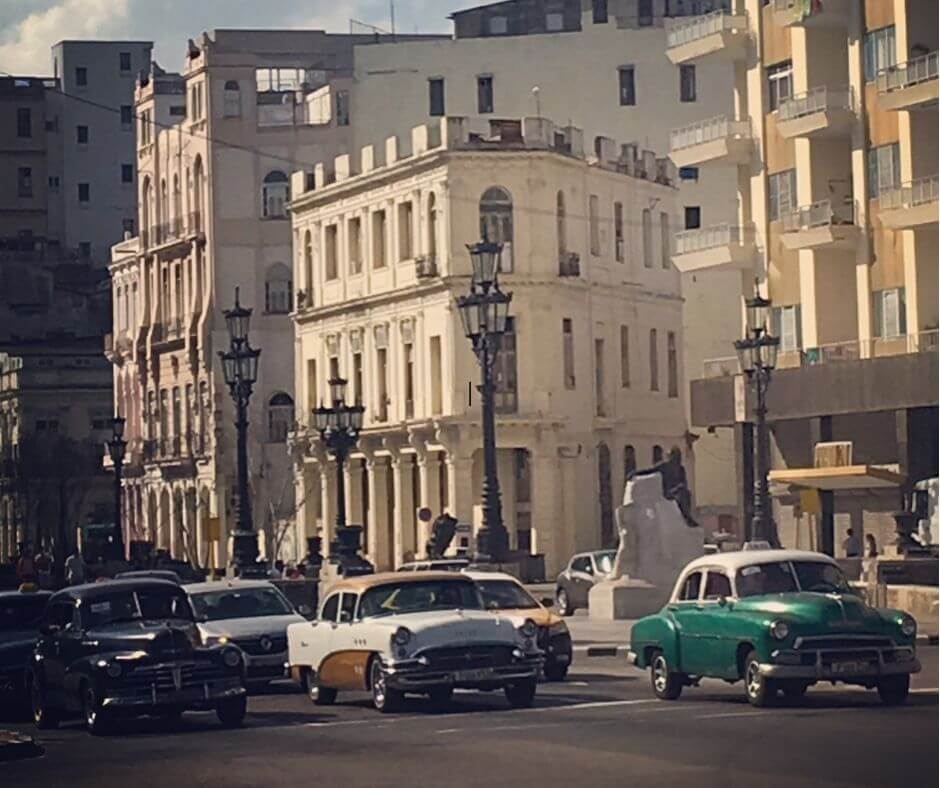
left=558, top=251, right=580, bottom=277
left=415, top=254, right=438, bottom=278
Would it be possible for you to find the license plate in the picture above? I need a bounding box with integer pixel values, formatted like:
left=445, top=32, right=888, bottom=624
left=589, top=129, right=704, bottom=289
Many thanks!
left=454, top=668, right=494, bottom=682
left=828, top=660, right=872, bottom=675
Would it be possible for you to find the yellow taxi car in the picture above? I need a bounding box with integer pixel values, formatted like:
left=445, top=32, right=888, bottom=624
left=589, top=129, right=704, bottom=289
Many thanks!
left=465, top=571, right=573, bottom=681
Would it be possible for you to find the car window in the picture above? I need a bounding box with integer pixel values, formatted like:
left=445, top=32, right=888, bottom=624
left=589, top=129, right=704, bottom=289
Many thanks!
left=792, top=561, right=851, bottom=594
left=703, top=571, right=732, bottom=600
left=339, top=593, right=357, bottom=623
left=81, top=589, right=191, bottom=628
left=735, top=562, right=799, bottom=597
left=44, top=601, right=74, bottom=632
left=0, top=595, right=49, bottom=631
left=678, top=571, right=702, bottom=601
left=320, top=594, right=340, bottom=622
left=571, top=556, right=593, bottom=574
left=190, top=586, right=293, bottom=621
left=358, top=580, right=482, bottom=618
left=476, top=580, right=539, bottom=610
left=594, top=551, right=616, bottom=575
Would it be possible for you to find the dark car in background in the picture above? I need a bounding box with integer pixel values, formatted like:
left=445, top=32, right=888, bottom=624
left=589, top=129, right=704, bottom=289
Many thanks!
left=0, top=590, right=52, bottom=711
left=27, top=579, right=247, bottom=734
left=554, top=550, right=616, bottom=615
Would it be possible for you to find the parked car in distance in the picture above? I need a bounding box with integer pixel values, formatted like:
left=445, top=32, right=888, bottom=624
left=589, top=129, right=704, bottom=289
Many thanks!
left=465, top=571, right=572, bottom=681
left=0, top=590, right=52, bottom=710
left=555, top=550, right=616, bottom=615
left=628, top=550, right=921, bottom=707
left=186, top=579, right=305, bottom=686
left=397, top=558, right=470, bottom=572
left=287, top=572, right=543, bottom=713
left=115, top=570, right=183, bottom=584
left=27, top=579, right=247, bottom=734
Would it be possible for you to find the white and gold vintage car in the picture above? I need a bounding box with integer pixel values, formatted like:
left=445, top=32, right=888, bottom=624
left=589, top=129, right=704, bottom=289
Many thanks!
left=286, top=572, right=543, bottom=712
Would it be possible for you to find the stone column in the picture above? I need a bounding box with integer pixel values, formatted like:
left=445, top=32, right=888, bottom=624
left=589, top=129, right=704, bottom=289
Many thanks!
left=167, top=488, right=179, bottom=557
left=320, top=462, right=336, bottom=547
left=367, top=457, right=391, bottom=570
left=347, top=459, right=365, bottom=526
left=530, top=449, right=562, bottom=576
left=392, top=453, right=417, bottom=566
left=445, top=453, right=475, bottom=527
left=416, top=451, right=442, bottom=557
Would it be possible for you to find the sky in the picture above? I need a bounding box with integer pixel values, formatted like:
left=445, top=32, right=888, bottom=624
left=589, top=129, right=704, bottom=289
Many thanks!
left=0, top=0, right=470, bottom=76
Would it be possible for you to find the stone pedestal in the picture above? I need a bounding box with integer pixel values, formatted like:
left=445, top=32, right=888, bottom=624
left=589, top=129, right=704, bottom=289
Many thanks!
left=588, top=578, right=668, bottom=620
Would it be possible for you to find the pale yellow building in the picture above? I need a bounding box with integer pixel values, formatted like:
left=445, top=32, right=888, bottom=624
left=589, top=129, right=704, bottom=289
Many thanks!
left=674, top=1, right=938, bottom=553
left=290, top=115, right=687, bottom=576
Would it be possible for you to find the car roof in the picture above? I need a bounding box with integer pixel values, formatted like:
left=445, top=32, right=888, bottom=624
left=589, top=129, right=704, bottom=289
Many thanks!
left=185, top=579, right=277, bottom=594
left=50, top=578, right=183, bottom=603
left=462, top=571, right=522, bottom=583
left=0, top=589, right=52, bottom=601
left=681, top=549, right=838, bottom=574
left=326, top=571, right=477, bottom=594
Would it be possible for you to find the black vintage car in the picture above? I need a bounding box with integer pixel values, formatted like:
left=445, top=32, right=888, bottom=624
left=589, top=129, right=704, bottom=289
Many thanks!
left=0, top=590, right=52, bottom=711
left=27, top=579, right=247, bottom=734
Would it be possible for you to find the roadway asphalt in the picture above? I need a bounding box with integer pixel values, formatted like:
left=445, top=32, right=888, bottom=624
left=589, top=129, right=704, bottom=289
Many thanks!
left=3, top=647, right=937, bottom=788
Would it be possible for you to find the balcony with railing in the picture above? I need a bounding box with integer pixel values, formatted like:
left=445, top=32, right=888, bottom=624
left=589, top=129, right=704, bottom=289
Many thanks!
left=665, top=9, right=749, bottom=65
left=669, top=115, right=752, bottom=168
left=877, top=52, right=938, bottom=111
left=558, top=251, right=580, bottom=277
left=776, top=85, right=855, bottom=139
left=671, top=223, right=756, bottom=274
left=772, top=0, right=850, bottom=28
left=143, top=212, right=204, bottom=250
left=877, top=175, right=939, bottom=230
left=781, top=199, right=859, bottom=251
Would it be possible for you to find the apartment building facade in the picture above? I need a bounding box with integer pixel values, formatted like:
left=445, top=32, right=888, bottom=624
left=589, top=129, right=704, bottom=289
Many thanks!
left=107, top=30, right=433, bottom=569
left=675, top=0, right=938, bottom=553
left=289, top=115, right=686, bottom=576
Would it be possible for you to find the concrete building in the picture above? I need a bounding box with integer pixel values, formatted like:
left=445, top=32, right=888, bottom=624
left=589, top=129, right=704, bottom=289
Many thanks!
left=108, top=29, right=436, bottom=570
left=348, top=0, right=742, bottom=532
left=289, top=115, right=685, bottom=575
left=678, top=1, right=938, bottom=554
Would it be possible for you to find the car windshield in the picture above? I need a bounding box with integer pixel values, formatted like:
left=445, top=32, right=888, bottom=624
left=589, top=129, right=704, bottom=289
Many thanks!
left=476, top=580, right=539, bottom=610
left=0, top=596, right=48, bottom=631
left=735, top=560, right=851, bottom=597
left=190, top=587, right=293, bottom=621
left=595, top=551, right=616, bottom=574
left=81, top=589, right=192, bottom=628
left=358, top=580, right=483, bottom=618
left=792, top=561, right=851, bottom=594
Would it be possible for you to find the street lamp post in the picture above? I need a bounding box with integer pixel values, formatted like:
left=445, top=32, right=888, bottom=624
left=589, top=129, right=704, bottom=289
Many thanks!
left=734, top=290, right=780, bottom=546
left=219, top=287, right=262, bottom=572
left=106, top=416, right=127, bottom=559
left=456, top=241, right=513, bottom=564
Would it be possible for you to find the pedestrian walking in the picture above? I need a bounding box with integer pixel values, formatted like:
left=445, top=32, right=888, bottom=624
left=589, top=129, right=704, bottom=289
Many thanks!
left=65, top=546, right=87, bottom=586
left=15, top=542, right=36, bottom=585
left=842, top=527, right=862, bottom=558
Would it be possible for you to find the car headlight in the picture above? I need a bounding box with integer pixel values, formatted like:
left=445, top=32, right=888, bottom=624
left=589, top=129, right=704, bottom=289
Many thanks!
left=204, top=634, right=229, bottom=647
left=769, top=620, right=790, bottom=641
left=392, top=626, right=412, bottom=646
left=519, top=618, right=538, bottom=639
left=900, top=615, right=916, bottom=638
left=105, top=661, right=122, bottom=678
left=221, top=646, right=242, bottom=668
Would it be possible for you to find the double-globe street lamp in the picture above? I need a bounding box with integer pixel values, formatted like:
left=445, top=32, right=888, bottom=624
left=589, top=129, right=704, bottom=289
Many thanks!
left=219, top=288, right=262, bottom=572
left=456, top=240, right=513, bottom=564
left=734, top=290, right=780, bottom=546
left=106, top=416, right=127, bottom=559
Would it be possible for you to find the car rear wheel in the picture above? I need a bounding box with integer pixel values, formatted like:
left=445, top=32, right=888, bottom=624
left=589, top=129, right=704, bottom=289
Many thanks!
left=504, top=678, right=537, bottom=708
left=370, top=659, right=403, bottom=714
left=30, top=674, right=58, bottom=730
left=649, top=651, right=683, bottom=701
left=82, top=683, right=111, bottom=736
left=556, top=589, right=572, bottom=617
left=543, top=661, right=569, bottom=682
left=877, top=675, right=910, bottom=706
left=303, top=669, right=337, bottom=706
left=216, top=694, right=248, bottom=727
left=743, top=650, right=775, bottom=707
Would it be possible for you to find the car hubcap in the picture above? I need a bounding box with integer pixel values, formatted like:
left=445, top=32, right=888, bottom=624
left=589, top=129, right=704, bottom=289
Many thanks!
left=306, top=673, right=318, bottom=701
left=373, top=665, right=386, bottom=707
left=85, top=688, right=97, bottom=726
left=558, top=592, right=567, bottom=612
left=31, top=681, right=42, bottom=722
left=652, top=657, right=668, bottom=693
left=746, top=662, right=761, bottom=698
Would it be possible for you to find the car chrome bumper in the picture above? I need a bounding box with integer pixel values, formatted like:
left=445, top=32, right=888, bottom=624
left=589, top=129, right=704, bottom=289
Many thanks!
left=760, top=646, right=921, bottom=680
left=383, top=654, right=543, bottom=691
left=626, top=650, right=639, bottom=666
left=102, top=678, right=246, bottom=709
left=244, top=651, right=289, bottom=680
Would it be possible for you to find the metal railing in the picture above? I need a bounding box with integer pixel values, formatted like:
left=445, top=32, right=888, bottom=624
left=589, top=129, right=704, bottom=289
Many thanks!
left=877, top=175, right=939, bottom=211
left=670, top=115, right=750, bottom=152
left=778, top=84, right=854, bottom=121
left=666, top=10, right=746, bottom=49
left=782, top=199, right=855, bottom=232
left=674, top=223, right=755, bottom=255
left=877, top=52, right=938, bottom=94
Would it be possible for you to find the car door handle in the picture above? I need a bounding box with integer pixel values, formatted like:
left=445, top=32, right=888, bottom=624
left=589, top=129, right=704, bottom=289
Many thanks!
left=300, top=641, right=309, bottom=648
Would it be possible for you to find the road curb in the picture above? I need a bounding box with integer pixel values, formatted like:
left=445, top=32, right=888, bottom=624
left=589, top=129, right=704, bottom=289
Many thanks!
left=0, top=730, right=43, bottom=763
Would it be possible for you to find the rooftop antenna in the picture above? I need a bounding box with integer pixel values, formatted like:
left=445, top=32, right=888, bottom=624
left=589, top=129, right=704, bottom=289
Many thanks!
left=532, top=86, right=541, bottom=118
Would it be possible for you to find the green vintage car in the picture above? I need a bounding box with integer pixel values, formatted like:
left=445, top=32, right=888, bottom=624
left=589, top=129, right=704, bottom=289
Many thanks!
left=628, top=549, right=920, bottom=707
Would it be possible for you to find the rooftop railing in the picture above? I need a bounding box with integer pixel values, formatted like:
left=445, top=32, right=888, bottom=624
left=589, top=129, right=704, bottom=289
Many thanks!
left=877, top=175, right=939, bottom=211
left=877, top=52, right=938, bottom=93
left=778, top=84, right=854, bottom=121
left=674, top=223, right=754, bottom=255
left=665, top=9, right=745, bottom=49
left=670, top=115, right=750, bottom=151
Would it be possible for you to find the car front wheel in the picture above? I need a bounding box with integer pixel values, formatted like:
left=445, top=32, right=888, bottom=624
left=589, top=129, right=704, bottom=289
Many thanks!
left=556, top=589, right=572, bottom=617
left=82, top=682, right=111, bottom=736
left=30, top=674, right=58, bottom=730
left=649, top=650, right=683, bottom=701
left=370, top=659, right=403, bottom=714
left=504, top=678, right=537, bottom=708
left=216, top=694, right=248, bottom=727
left=877, top=675, right=910, bottom=706
left=743, top=650, right=775, bottom=707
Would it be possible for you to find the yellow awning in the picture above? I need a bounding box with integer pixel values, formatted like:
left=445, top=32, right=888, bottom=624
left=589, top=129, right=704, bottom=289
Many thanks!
left=768, top=464, right=905, bottom=491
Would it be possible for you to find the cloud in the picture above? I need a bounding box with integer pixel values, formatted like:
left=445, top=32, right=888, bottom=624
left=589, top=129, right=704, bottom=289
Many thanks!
left=0, top=0, right=129, bottom=75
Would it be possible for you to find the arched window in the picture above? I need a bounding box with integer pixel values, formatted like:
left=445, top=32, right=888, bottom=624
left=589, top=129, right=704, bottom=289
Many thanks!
left=479, top=186, right=513, bottom=272
left=262, top=170, right=289, bottom=218
left=427, top=192, right=438, bottom=259
left=193, top=156, right=204, bottom=230
left=267, top=392, right=294, bottom=443
left=303, top=230, right=313, bottom=303
left=624, top=445, right=636, bottom=478
left=172, top=174, right=181, bottom=231
left=652, top=444, right=664, bottom=464
left=265, top=262, right=292, bottom=314
left=160, top=179, right=168, bottom=232
left=223, top=80, right=241, bottom=117
left=556, top=190, right=566, bottom=257
left=141, top=176, right=152, bottom=243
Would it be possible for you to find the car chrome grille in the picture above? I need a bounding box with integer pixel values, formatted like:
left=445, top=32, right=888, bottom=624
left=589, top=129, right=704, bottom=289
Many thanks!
left=794, top=636, right=893, bottom=651
left=420, top=645, right=515, bottom=672
left=233, top=636, right=287, bottom=656
left=120, top=660, right=229, bottom=693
